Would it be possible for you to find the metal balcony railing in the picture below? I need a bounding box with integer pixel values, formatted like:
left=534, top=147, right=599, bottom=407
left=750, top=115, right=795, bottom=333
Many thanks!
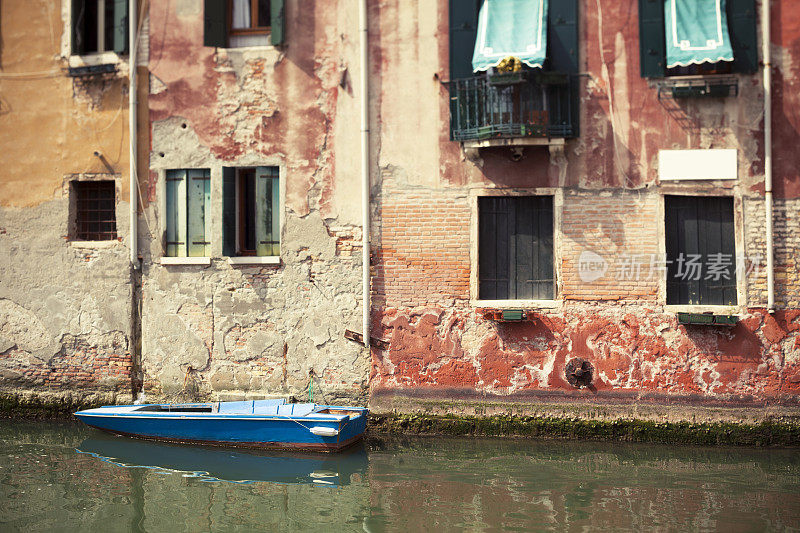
left=449, top=72, right=576, bottom=142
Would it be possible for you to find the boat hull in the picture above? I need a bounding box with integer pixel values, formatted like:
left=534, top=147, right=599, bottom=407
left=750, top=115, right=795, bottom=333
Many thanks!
left=74, top=407, right=368, bottom=452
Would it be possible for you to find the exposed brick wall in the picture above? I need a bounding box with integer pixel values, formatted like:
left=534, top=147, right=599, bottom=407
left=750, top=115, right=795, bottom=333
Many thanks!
left=561, top=191, right=660, bottom=301
left=374, top=188, right=471, bottom=308
left=744, top=198, right=800, bottom=308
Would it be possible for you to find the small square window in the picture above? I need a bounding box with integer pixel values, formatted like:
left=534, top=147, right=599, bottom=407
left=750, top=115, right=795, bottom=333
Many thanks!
left=72, top=180, right=117, bottom=241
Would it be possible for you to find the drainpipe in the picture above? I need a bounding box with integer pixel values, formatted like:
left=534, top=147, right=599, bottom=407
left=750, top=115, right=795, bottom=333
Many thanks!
left=129, top=0, right=138, bottom=267
left=359, top=0, right=371, bottom=352
left=762, top=0, right=774, bottom=313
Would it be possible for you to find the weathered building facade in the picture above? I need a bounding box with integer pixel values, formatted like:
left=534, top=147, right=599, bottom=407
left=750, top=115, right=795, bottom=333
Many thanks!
left=1, top=0, right=799, bottom=421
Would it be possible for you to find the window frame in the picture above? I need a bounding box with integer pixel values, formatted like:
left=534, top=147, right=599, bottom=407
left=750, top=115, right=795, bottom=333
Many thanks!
left=68, top=0, right=128, bottom=65
left=469, top=188, right=562, bottom=308
left=658, top=190, right=746, bottom=313
left=204, top=0, right=284, bottom=49
left=228, top=0, right=271, bottom=37
left=223, top=166, right=282, bottom=263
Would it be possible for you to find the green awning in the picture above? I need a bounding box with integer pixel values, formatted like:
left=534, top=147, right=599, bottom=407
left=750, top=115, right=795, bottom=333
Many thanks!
left=471, top=0, right=548, bottom=73
left=665, top=0, right=734, bottom=68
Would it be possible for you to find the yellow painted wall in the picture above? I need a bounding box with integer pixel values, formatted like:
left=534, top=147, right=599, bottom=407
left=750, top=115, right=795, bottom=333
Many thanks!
left=0, top=0, right=147, bottom=208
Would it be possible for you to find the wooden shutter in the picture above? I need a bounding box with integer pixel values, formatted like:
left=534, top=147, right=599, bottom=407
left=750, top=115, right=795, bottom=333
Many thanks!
left=479, top=197, right=512, bottom=300
left=548, top=0, right=578, bottom=74
left=728, top=0, right=758, bottom=74
left=222, top=167, right=236, bottom=257
left=513, top=197, right=554, bottom=300
left=165, top=170, right=187, bottom=257
left=111, top=0, right=129, bottom=54
left=271, top=0, right=285, bottom=46
left=448, top=0, right=481, bottom=80
left=255, top=167, right=279, bottom=256
left=204, top=0, right=228, bottom=47
left=548, top=0, right=579, bottom=137
left=187, top=169, right=211, bottom=257
left=479, top=196, right=554, bottom=300
left=665, top=196, right=736, bottom=305
left=638, top=0, right=666, bottom=78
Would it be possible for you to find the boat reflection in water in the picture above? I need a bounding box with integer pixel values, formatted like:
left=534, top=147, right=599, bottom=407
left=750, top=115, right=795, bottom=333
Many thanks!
left=76, top=433, right=368, bottom=486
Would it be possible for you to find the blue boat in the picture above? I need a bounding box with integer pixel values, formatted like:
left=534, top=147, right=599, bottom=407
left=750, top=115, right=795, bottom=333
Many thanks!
left=74, top=398, right=368, bottom=452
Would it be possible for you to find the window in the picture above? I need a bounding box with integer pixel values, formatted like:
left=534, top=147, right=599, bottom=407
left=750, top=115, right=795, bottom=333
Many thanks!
left=478, top=196, right=554, bottom=300
left=448, top=0, right=579, bottom=140
left=665, top=196, right=737, bottom=306
left=222, top=167, right=280, bottom=257
left=71, top=0, right=129, bottom=55
left=638, top=0, right=757, bottom=78
left=204, top=0, right=285, bottom=48
left=165, top=169, right=211, bottom=257
left=71, top=180, right=117, bottom=241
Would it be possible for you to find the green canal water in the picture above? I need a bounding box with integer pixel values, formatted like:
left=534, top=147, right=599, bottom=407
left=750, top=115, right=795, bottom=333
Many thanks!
left=1, top=421, right=799, bottom=532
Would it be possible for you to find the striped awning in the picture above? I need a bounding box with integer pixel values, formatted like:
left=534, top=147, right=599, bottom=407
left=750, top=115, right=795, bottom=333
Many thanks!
left=665, top=0, right=734, bottom=68
left=471, top=0, right=549, bottom=73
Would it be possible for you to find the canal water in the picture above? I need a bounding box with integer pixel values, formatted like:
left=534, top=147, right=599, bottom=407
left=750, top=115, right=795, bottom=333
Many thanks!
left=1, top=421, right=799, bottom=531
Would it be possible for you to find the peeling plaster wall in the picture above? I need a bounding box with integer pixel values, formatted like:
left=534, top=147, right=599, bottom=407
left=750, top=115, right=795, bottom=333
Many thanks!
left=369, top=0, right=800, bottom=412
left=0, top=2, right=143, bottom=403
left=143, top=0, right=368, bottom=403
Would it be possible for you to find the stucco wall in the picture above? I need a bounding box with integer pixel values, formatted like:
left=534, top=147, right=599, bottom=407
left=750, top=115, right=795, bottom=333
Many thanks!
left=142, top=0, right=369, bottom=403
left=369, top=0, right=800, bottom=411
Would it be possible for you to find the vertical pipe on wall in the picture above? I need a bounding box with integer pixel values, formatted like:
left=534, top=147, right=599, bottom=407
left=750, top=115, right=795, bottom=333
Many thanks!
left=359, top=0, right=371, bottom=352
left=129, top=0, right=138, bottom=267
left=762, top=0, right=774, bottom=312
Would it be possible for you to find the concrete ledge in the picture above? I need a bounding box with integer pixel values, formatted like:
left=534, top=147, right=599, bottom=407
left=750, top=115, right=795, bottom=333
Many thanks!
left=160, top=257, right=211, bottom=266
left=367, top=412, right=800, bottom=447
left=369, top=387, right=800, bottom=425
left=227, top=256, right=281, bottom=265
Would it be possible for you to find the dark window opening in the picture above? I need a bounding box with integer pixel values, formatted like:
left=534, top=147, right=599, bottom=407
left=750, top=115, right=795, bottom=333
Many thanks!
left=73, top=180, right=117, bottom=241
left=237, top=169, right=257, bottom=255
left=204, top=0, right=284, bottom=48
left=72, top=0, right=128, bottom=56
left=230, top=0, right=271, bottom=35
left=222, top=166, right=280, bottom=257
left=665, top=196, right=737, bottom=306
left=479, top=196, right=554, bottom=300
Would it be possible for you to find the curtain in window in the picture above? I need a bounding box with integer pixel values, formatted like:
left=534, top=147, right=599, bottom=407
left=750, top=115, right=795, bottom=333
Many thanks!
left=232, top=0, right=251, bottom=30
left=665, top=0, right=734, bottom=68
left=471, top=0, right=548, bottom=73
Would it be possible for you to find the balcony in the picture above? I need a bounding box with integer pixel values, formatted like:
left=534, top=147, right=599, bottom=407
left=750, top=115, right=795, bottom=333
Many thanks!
left=449, top=72, right=577, bottom=148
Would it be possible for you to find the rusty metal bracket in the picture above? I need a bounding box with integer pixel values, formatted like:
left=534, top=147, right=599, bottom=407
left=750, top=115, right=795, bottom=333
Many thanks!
left=344, top=329, right=390, bottom=350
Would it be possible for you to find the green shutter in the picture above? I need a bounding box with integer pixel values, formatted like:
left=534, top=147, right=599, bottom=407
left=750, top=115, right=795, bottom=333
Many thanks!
left=222, top=167, right=236, bottom=257
left=112, top=0, right=129, bottom=54
left=728, top=0, right=758, bottom=74
left=449, top=0, right=481, bottom=80
left=638, top=0, right=666, bottom=77
left=548, top=0, right=579, bottom=138
left=271, top=0, right=285, bottom=46
left=72, top=0, right=86, bottom=55
left=548, top=0, right=578, bottom=74
left=255, top=167, right=279, bottom=256
left=187, top=169, right=211, bottom=257
left=204, top=0, right=227, bottom=47
left=165, top=170, right=187, bottom=257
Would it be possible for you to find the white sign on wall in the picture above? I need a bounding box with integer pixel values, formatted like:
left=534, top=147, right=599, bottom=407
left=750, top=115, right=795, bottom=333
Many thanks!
left=658, top=149, right=738, bottom=181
